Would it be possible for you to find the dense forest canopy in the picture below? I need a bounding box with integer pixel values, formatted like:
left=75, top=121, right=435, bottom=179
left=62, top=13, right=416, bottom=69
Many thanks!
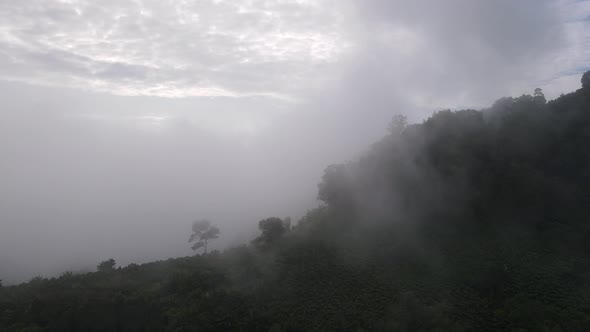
left=1, top=72, right=590, bottom=331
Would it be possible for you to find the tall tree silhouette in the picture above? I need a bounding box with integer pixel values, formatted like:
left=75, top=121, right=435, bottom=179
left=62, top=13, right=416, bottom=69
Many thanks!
left=189, top=220, right=220, bottom=254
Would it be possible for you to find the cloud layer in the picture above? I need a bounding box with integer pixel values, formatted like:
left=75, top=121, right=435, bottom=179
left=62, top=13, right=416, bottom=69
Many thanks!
left=0, top=0, right=349, bottom=98
left=1, top=0, right=588, bottom=104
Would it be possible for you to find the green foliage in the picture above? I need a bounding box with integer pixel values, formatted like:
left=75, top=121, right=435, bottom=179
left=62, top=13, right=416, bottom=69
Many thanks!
left=2, top=72, right=590, bottom=331
left=533, top=87, right=546, bottom=104
left=252, top=217, right=290, bottom=250
left=97, top=258, right=116, bottom=272
left=582, top=70, right=590, bottom=89
left=317, top=164, right=355, bottom=211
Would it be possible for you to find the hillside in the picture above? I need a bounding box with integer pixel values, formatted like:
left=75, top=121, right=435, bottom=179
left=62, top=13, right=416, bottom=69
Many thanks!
left=1, top=72, right=590, bottom=331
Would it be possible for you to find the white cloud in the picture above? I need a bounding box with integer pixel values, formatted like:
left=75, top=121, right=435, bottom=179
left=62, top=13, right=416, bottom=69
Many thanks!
left=0, top=0, right=588, bottom=105
left=0, top=0, right=349, bottom=98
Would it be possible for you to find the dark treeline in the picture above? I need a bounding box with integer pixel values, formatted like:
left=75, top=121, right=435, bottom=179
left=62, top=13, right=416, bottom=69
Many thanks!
left=2, top=72, right=590, bottom=331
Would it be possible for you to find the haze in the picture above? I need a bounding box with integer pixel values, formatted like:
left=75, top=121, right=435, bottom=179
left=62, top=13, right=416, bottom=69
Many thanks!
left=1, top=0, right=589, bottom=283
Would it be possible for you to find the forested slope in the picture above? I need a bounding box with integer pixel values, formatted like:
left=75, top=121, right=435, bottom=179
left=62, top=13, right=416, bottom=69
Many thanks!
left=2, top=72, right=590, bottom=331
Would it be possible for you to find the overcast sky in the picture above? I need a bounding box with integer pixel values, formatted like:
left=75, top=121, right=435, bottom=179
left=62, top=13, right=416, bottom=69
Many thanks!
left=1, top=0, right=589, bottom=283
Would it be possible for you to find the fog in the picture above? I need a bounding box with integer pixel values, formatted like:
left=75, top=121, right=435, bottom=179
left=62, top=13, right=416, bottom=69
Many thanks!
left=1, top=0, right=588, bottom=283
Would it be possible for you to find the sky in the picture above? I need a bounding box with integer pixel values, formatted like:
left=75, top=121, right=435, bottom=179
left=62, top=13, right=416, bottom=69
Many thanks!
left=0, top=0, right=589, bottom=283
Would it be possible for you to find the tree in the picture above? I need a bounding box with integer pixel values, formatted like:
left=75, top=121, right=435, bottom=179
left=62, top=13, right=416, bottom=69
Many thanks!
left=533, top=88, right=546, bottom=104
left=582, top=70, right=590, bottom=89
left=189, top=219, right=220, bottom=254
left=283, top=217, right=292, bottom=231
left=252, top=217, right=289, bottom=249
left=318, top=164, right=353, bottom=208
left=97, top=258, right=116, bottom=272
left=388, top=114, right=408, bottom=134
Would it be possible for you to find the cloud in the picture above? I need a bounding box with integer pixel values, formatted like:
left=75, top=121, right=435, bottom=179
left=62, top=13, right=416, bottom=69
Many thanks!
left=343, top=0, right=590, bottom=110
left=0, top=0, right=587, bottom=104
left=0, top=0, right=349, bottom=98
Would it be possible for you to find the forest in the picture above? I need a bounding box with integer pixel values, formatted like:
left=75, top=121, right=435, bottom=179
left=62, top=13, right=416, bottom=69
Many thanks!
left=1, top=71, right=590, bottom=331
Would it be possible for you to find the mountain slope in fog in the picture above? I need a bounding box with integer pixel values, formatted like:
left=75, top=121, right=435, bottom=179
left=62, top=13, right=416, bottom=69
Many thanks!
left=1, top=72, right=590, bottom=331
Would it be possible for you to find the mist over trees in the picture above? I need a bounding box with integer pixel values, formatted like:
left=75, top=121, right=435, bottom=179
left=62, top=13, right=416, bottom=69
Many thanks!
left=96, top=259, right=116, bottom=273
left=1, top=72, right=590, bottom=331
left=189, top=220, right=220, bottom=254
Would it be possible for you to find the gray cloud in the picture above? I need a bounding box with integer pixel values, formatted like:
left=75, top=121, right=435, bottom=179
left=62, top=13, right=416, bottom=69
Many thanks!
left=341, top=0, right=581, bottom=110
left=0, top=82, right=324, bottom=283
